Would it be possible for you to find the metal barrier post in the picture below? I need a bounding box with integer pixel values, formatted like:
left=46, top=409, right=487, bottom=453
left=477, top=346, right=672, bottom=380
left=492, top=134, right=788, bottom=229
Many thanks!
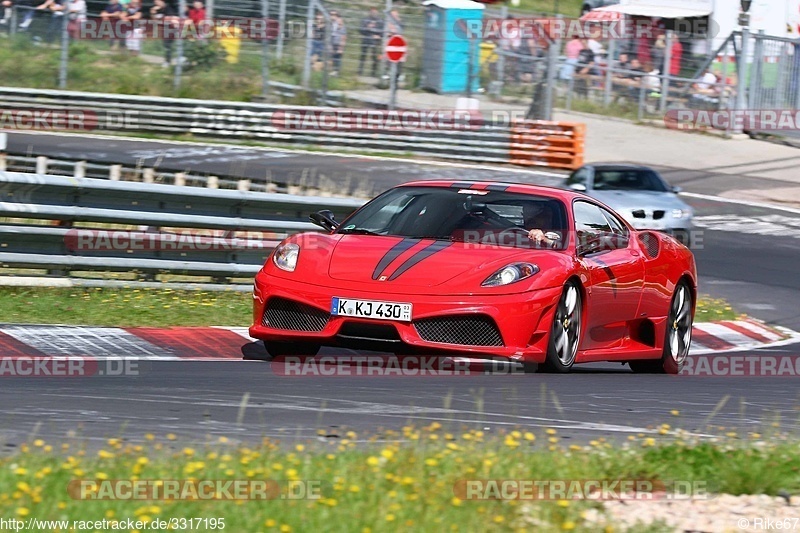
left=565, top=74, right=574, bottom=110
left=261, top=0, right=270, bottom=96
left=276, top=0, right=286, bottom=59
left=174, top=0, right=187, bottom=90
left=748, top=30, right=764, bottom=109
left=543, top=36, right=559, bottom=121
left=603, top=38, right=616, bottom=108
left=734, top=27, right=749, bottom=133
left=660, top=31, right=673, bottom=113
left=301, top=0, right=315, bottom=89
left=59, top=0, right=71, bottom=89
left=497, top=5, right=507, bottom=89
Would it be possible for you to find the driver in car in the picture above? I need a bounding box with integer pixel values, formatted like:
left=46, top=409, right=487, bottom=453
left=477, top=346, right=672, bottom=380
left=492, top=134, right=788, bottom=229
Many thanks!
left=523, top=203, right=561, bottom=248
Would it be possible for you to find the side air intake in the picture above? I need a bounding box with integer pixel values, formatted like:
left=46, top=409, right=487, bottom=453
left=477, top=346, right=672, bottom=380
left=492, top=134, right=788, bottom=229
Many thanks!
left=638, top=232, right=660, bottom=259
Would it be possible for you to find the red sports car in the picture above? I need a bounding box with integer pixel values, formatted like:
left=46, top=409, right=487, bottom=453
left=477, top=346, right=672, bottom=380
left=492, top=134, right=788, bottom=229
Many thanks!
left=249, top=181, right=697, bottom=373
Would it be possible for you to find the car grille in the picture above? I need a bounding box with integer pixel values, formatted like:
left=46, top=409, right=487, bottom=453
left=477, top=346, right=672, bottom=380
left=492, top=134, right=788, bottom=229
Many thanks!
left=262, top=297, right=329, bottom=332
left=653, top=210, right=665, bottom=220
left=632, top=209, right=646, bottom=219
left=414, top=315, right=504, bottom=347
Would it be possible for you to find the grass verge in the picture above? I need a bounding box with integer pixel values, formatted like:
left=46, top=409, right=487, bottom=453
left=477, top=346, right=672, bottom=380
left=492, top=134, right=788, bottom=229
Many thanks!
left=0, top=286, right=739, bottom=327
left=1, top=427, right=797, bottom=532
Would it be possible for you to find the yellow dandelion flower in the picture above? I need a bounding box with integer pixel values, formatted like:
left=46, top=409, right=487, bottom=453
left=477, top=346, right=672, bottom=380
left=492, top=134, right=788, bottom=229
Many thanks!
left=451, top=497, right=462, bottom=506
left=385, top=514, right=396, bottom=522
left=265, top=519, right=276, bottom=527
left=33, top=439, right=44, bottom=447
left=670, top=410, right=680, bottom=416
left=493, top=516, right=504, bottom=523
left=16, top=508, right=29, bottom=517
left=425, top=458, right=438, bottom=467
left=546, top=428, right=557, bottom=435
left=557, top=499, right=569, bottom=507
left=166, top=434, right=177, bottom=441
left=380, top=449, right=394, bottom=460
left=367, top=456, right=380, bottom=466
left=562, top=521, right=576, bottom=530
left=524, top=432, right=535, bottom=441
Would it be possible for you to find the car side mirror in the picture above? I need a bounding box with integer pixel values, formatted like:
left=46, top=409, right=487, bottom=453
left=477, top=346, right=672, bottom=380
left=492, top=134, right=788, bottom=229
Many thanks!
left=672, top=186, right=682, bottom=193
left=310, top=210, right=338, bottom=232
left=569, top=183, right=587, bottom=192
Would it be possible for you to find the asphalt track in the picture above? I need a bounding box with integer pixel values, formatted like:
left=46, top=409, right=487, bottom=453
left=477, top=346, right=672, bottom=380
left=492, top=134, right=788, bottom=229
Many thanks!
left=1, top=131, right=799, bottom=449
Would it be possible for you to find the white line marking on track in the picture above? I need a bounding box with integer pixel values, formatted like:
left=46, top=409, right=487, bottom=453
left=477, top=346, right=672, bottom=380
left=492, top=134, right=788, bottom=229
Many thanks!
left=41, top=392, right=715, bottom=438
left=681, top=192, right=800, bottom=215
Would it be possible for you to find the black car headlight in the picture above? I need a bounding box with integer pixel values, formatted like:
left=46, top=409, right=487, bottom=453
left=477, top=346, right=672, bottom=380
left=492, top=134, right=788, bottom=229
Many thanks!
left=482, top=263, right=539, bottom=287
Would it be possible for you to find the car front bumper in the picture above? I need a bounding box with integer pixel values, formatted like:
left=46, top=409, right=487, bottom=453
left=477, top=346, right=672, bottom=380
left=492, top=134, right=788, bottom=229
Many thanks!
left=249, top=271, right=563, bottom=362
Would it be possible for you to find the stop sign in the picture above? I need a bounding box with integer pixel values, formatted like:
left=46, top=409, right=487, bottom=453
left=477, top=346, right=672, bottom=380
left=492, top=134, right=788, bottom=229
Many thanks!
left=385, top=34, right=407, bottom=63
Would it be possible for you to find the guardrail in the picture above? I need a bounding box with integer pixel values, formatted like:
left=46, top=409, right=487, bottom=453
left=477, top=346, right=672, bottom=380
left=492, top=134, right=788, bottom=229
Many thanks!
left=0, top=171, right=365, bottom=280
left=0, top=87, right=586, bottom=170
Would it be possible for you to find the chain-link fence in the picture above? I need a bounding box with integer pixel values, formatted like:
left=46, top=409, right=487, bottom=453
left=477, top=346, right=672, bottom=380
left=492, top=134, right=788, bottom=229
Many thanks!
left=1, top=2, right=799, bottom=128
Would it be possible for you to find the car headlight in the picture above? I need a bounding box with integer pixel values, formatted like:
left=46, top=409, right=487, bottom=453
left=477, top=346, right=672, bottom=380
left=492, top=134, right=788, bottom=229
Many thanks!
left=272, top=243, right=299, bottom=272
left=482, top=263, right=539, bottom=287
left=672, top=208, right=691, bottom=218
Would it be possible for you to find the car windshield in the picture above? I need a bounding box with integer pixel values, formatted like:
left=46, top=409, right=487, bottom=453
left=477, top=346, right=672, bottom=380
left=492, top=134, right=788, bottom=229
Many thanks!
left=593, top=169, right=669, bottom=192
left=336, top=186, right=569, bottom=250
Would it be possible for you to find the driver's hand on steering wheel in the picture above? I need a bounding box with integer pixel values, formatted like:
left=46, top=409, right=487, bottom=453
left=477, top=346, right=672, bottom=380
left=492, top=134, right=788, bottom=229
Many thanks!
left=528, top=229, right=557, bottom=248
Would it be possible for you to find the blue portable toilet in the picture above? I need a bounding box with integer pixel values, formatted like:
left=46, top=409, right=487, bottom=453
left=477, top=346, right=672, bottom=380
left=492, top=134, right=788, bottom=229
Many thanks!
left=421, top=0, right=485, bottom=94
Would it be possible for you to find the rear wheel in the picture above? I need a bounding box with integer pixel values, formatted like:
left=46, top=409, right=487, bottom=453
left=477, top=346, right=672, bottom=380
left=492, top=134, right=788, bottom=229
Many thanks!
left=541, top=282, right=582, bottom=373
left=629, top=281, right=693, bottom=374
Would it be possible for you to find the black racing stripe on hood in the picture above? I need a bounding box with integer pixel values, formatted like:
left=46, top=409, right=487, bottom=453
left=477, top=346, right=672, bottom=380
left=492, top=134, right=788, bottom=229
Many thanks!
left=387, top=240, right=453, bottom=281
left=372, top=238, right=421, bottom=280
left=449, top=181, right=475, bottom=189
left=485, top=184, right=511, bottom=192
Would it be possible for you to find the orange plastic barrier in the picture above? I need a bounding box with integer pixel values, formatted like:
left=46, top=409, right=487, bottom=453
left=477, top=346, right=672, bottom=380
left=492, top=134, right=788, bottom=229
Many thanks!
left=509, top=121, right=586, bottom=170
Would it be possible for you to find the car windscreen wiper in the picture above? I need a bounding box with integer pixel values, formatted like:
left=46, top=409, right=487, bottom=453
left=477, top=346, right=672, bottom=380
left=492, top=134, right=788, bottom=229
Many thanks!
left=338, top=227, right=382, bottom=236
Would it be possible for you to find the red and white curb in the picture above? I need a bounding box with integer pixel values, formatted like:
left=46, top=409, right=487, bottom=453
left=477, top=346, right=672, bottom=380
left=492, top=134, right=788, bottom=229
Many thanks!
left=0, top=319, right=796, bottom=361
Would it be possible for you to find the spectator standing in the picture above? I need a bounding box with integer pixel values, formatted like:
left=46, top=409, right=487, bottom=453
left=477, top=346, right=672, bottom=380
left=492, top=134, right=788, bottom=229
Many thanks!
left=358, top=7, right=382, bottom=77
left=122, top=0, right=142, bottom=55
left=311, top=12, right=326, bottom=67
left=575, top=40, right=596, bottom=97
left=329, top=10, right=346, bottom=76
left=1, top=0, right=12, bottom=26
left=100, top=0, right=123, bottom=49
left=560, top=35, right=583, bottom=80
left=188, top=0, right=204, bottom=26
left=151, top=0, right=177, bottom=67
left=66, top=0, right=86, bottom=39
left=669, top=37, right=683, bottom=76
left=10, top=0, right=37, bottom=31
left=36, top=0, right=65, bottom=44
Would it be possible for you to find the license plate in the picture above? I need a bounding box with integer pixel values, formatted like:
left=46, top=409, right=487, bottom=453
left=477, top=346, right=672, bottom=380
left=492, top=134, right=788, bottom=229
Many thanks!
left=331, top=297, right=412, bottom=322
left=632, top=220, right=664, bottom=230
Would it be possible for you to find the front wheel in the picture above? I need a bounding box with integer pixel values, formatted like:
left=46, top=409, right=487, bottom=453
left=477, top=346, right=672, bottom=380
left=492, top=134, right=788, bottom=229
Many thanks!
left=541, top=282, right=582, bottom=373
left=629, top=281, right=693, bottom=374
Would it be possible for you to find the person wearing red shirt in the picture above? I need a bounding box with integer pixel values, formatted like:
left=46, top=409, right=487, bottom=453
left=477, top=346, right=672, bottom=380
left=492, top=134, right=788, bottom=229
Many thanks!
left=670, top=38, right=683, bottom=76
left=188, top=0, right=205, bottom=26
